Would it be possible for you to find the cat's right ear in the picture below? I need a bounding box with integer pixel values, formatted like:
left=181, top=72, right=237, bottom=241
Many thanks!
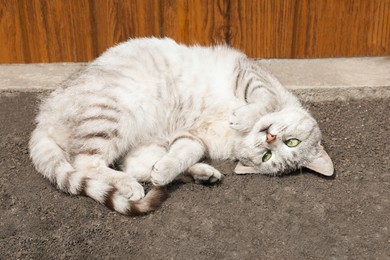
left=234, top=162, right=259, bottom=174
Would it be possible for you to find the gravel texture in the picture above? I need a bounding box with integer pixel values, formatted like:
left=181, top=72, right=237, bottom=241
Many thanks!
left=0, top=92, right=389, bottom=259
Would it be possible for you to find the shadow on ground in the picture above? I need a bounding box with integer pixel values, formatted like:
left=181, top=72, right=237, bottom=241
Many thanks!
left=1, top=92, right=389, bottom=259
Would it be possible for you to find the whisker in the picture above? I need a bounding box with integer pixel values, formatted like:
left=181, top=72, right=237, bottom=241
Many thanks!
left=254, top=139, right=262, bottom=147
left=273, top=124, right=287, bottom=135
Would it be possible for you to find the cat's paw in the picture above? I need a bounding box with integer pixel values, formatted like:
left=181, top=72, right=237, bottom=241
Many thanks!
left=187, top=163, right=223, bottom=184
left=150, top=159, right=177, bottom=186
left=113, top=177, right=145, bottom=201
left=229, top=106, right=257, bottom=132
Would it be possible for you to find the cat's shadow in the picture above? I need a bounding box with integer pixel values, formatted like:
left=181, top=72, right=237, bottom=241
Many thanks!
left=142, top=176, right=219, bottom=195
left=278, top=168, right=336, bottom=180
left=119, top=166, right=335, bottom=197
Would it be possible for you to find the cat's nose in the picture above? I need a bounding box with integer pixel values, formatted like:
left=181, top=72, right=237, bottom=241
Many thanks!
left=266, top=133, right=276, bottom=143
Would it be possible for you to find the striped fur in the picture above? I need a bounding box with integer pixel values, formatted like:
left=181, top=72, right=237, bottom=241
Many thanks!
left=30, top=37, right=333, bottom=216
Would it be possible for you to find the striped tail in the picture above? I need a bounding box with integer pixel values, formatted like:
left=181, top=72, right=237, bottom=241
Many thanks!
left=29, top=127, right=168, bottom=216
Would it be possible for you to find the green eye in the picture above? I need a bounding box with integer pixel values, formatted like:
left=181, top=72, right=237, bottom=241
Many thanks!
left=262, top=151, right=272, bottom=162
left=285, top=138, right=301, bottom=147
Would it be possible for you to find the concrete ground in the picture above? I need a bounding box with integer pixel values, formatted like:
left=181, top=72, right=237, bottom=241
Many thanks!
left=0, top=58, right=389, bottom=259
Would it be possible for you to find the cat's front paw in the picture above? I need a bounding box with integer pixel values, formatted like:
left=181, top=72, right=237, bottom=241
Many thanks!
left=229, top=106, right=256, bottom=132
left=113, top=177, right=145, bottom=201
left=150, top=159, right=177, bottom=186
left=187, top=163, right=223, bottom=184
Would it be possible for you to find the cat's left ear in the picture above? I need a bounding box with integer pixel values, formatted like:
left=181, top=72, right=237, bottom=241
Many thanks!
left=234, top=162, right=260, bottom=174
left=304, top=144, right=334, bottom=176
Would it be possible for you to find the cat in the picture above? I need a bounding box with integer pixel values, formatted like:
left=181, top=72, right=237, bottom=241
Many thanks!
left=29, top=37, right=333, bottom=216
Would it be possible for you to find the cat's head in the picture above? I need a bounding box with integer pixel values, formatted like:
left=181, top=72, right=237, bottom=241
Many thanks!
left=234, top=107, right=334, bottom=176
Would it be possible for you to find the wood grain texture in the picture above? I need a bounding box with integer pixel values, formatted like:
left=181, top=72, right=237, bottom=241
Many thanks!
left=229, top=0, right=297, bottom=58
left=89, top=0, right=161, bottom=56
left=162, top=0, right=228, bottom=45
left=0, top=0, right=25, bottom=63
left=4, top=0, right=95, bottom=63
left=0, top=0, right=389, bottom=63
left=230, top=0, right=390, bottom=58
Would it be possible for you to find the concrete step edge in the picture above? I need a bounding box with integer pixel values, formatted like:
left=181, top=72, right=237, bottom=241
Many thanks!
left=1, top=57, right=389, bottom=102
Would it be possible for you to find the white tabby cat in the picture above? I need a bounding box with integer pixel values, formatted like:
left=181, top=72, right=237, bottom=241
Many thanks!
left=29, top=38, right=333, bottom=216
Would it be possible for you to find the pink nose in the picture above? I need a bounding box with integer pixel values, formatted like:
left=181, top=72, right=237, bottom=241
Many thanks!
left=266, top=133, right=276, bottom=143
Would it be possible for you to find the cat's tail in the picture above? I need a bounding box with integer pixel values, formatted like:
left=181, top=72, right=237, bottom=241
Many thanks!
left=29, top=127, right=168, bottom=216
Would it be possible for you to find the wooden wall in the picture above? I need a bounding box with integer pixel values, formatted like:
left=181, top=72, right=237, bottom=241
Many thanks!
left=0, top=0, right=389, bottom=63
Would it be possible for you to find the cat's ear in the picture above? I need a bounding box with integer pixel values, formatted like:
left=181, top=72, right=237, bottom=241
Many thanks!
left=304, top=144, right=334, bottom=176
left=234, top=162, right=259, bottom=174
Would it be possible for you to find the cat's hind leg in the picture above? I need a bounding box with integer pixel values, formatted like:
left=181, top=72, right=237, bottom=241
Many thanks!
left=151, top=132, right=207, bottom=186
left=122, top=144, right=222, bottom=185
left=73, top=154, right=145, bottom=202
left=122, top=143, right=168, bottom=182
left=69, top=153, right=167, bottom=216
left=186, top=163, right=223, bottom=184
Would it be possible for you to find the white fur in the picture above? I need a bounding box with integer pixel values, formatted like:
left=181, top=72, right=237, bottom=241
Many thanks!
left=29, top=37, right=333, bottom=215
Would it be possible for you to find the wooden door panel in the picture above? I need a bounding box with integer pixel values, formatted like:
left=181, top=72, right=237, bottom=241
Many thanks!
left=0, top=0, right=389, bottom=63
